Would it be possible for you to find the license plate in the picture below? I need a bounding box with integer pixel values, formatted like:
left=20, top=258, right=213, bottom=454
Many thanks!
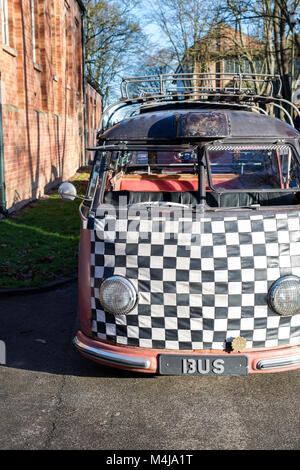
left=158, top=355, right=248, bottom=376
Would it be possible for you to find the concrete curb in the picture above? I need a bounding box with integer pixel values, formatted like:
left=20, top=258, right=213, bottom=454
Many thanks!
left=0, top=273, right=77, bottom=296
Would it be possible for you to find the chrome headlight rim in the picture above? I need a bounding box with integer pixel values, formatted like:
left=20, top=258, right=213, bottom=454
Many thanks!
left=99, top=275, right=137, bottom=315
left=268, top=275, right=300, bottom=316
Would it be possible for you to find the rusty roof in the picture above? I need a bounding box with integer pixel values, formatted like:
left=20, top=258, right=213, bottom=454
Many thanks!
left=99, top=107, right=299, bottom=142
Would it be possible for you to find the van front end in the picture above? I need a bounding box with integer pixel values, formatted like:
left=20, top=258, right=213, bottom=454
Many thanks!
left=74, top=200, right=300, bottom=376
left=69, top=74, right=300, bottom=375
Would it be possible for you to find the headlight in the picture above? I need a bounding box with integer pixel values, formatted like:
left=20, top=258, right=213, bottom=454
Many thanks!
left=268, top=275, right=300, bottom=316
left=99, top=276, right=137, bottom=315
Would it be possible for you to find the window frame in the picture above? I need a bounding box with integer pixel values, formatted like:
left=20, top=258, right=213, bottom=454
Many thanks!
left=30, top=0, right=38, bottom=64
left=224, top=58, right=261, bottom=74
left=1, top=0, right=9, bottom=46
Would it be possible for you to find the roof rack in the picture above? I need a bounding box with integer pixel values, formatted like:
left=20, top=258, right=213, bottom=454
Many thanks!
left=98, top=72, right=300, bottom=132
left=121, top=72, right=281, bottom=99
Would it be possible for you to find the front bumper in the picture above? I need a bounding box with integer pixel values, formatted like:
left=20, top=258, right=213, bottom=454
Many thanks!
left=73, top=330, right=300, bottom=374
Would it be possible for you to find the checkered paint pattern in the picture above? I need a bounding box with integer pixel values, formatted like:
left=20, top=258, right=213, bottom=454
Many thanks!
left=90, top=209, right=300, bottom=350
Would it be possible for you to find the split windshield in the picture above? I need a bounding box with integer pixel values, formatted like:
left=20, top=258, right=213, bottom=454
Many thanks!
left=86, top=143, right=300, bottom=207
left=206, top=145, right=300, bottom=190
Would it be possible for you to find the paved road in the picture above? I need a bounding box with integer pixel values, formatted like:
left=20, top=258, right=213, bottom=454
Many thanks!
left=0, top=281, right=299, bottom=450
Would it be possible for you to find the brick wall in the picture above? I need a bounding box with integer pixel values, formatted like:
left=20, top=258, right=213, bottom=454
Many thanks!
left=0, top=0, right=101, bottom=211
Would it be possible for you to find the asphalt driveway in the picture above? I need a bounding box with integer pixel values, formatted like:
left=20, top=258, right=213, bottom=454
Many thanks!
left=0, top=281, right=299, bottom=450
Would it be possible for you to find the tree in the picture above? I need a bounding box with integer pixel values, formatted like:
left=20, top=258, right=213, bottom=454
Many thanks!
left=85, top=0, right=145, bottom=106
left=225, top=0, right=300, bottom=105
left=142, top=0, right=225, bottom=73
left=135, top=48, right=175, bottom=76
left=142, top=0, right=300, bottom=120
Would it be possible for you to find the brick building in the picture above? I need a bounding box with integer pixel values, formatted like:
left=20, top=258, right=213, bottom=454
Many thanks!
left=177, top=24, right=263, bottom=87
left=86, top=82, right=102, bottom=163
left=0, top=0, right=102, bottom=213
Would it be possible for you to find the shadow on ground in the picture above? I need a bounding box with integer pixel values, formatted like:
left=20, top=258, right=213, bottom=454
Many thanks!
left=0, top=281, right=152, bottom=379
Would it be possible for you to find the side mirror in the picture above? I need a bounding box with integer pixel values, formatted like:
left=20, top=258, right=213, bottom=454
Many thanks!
left=58, top=182, right=77, bottom=201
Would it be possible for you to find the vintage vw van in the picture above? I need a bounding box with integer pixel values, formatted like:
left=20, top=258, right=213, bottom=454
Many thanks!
left=61, top=73, right=300, bottom=375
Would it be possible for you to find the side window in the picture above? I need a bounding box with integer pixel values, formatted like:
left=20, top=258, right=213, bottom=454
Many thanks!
left=86, top=153, right=104, bottom=200
left=279, top=147, right=300, bottom=188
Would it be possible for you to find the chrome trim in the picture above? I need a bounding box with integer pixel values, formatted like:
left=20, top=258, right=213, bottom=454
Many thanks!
left=257, top=355, right=300, bottom=370
left=73, top=336, right=151, bottom=370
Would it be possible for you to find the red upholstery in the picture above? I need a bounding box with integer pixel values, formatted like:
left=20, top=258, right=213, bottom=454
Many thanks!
left=117, top=174, right=239, bottom=192
left=118, top=175, right=198, bottom=192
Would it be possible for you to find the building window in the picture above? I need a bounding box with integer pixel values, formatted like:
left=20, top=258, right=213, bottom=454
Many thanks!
left=225, top=58, right=262, bottom=74
left=1, top=0, right=9, bottom=46
left=65, top=3, right=74, bottom=115
left=225, top=59, right=240, bottom=74
left=65, top=3, right=70, bottom=82
left=30, top=0, right=36, bottom=61
left=31, top=0, right=40, bottom=64
left=50, top=1, right=57, bottom=77
left=75, top=18, right=82, bottom=94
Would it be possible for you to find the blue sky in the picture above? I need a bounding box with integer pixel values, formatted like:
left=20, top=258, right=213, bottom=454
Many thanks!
left=131, top=1, right=166, bottom=46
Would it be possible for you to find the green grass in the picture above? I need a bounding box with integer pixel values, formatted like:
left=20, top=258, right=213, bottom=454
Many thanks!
left=0, top=172, right=90, bottom=289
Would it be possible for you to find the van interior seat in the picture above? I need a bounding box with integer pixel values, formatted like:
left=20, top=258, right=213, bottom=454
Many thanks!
left=117, top=174, right=198, bottom=192
left=113, top=173, right=245, bottom=192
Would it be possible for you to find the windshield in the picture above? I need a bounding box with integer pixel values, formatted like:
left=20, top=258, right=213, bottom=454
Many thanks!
left=128, top=151, right=196, bottom=165
left=112, top=150, right=197, bottom=172
left=86, top=143, right=300, bottom=210
left=207, top=145, right=300, bottom=190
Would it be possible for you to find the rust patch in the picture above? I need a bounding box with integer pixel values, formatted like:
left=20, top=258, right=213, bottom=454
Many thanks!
left=180, top=112, right=230, bottom=137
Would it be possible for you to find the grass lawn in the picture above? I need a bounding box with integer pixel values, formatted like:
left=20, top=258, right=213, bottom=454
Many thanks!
left=0, top=171, right=90, bottom=289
